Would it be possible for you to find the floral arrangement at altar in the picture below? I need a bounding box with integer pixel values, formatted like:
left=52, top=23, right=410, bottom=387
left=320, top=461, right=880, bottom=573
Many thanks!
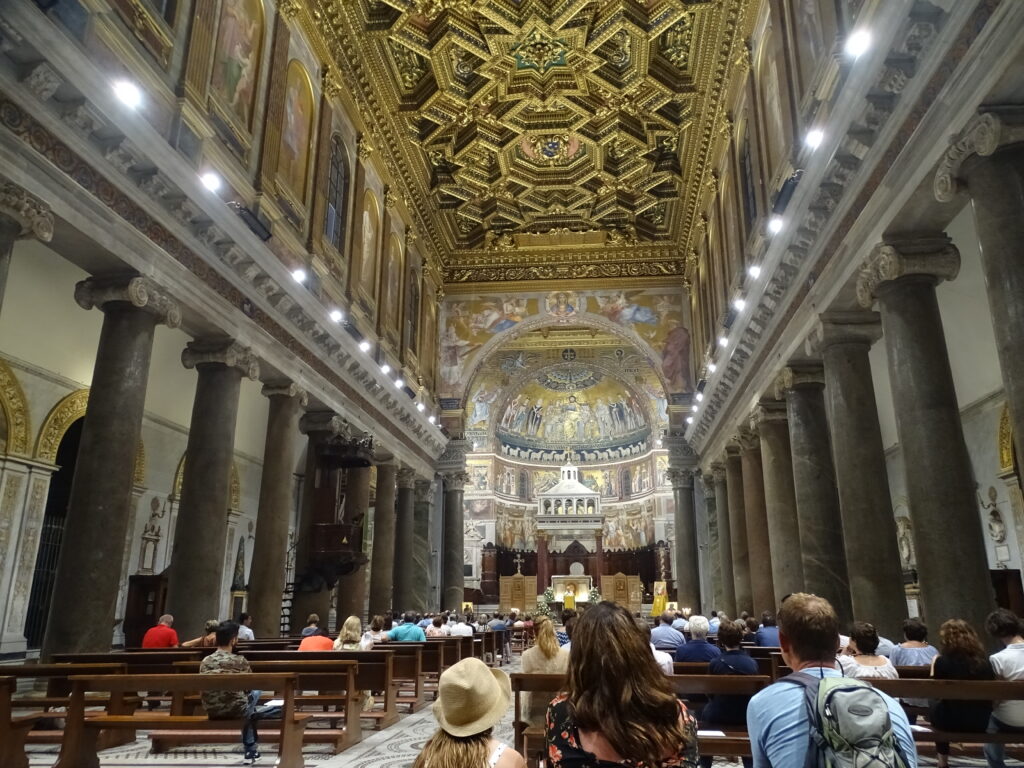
left=536, top=586, right=556, bottom=617
left=588, top=586, right=602, bottom=604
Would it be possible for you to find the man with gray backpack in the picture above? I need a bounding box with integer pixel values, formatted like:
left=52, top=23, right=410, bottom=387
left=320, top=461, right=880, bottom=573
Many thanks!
left=746, top=593, right=917, bottom=767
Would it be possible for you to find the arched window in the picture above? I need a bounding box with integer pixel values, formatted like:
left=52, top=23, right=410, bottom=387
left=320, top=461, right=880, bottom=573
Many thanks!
left=324, top=135, right=350, bottom=253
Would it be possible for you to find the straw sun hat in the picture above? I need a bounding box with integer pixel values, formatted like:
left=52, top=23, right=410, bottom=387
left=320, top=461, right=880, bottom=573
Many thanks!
left=433, top=657, right=512, bottom=738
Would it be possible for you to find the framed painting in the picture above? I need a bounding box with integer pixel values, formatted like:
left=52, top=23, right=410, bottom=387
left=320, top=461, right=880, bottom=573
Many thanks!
left=277, top=59, right=314, bottom=205
left=209, top=0, right=264, bottom=131
left=358, top=191, right=381, bottom=307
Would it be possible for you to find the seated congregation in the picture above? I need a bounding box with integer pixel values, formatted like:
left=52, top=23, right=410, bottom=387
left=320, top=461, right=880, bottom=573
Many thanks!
left=10, top=596, right=1024, bottom=768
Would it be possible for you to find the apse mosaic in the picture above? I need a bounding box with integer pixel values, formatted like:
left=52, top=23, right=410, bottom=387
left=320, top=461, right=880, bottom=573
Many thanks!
left=441, top=287, right=690, bottom=398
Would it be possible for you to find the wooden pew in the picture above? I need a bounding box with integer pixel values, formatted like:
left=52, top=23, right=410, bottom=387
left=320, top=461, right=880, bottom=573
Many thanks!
left=870, top=678, right=1024, bottom=750
left=243, top=650, right=399, bottom=729
left=2, top=677, right=40, bottom=768
left=54, top=673, right=310, bottom=768
left=3, top=663, right=139, bottom=749
left=158, top=660, right=362, bottom=753
left=510, top=673, right=771, bottom=765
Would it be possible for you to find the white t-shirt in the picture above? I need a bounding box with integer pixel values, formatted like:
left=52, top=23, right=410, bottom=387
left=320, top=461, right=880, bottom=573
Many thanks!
left=451, top=623, right=474, bottom=636
left=837, top=654, right=898, bottom=679
left=991, top=643, right=1024, bottom=726
left=237, top=625, right=254, bottom=641
left=650, top=643, right=673, bottom=675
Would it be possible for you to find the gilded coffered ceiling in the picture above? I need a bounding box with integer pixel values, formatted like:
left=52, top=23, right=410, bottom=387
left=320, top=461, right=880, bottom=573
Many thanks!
left=313, top=0, right=751, bottom=282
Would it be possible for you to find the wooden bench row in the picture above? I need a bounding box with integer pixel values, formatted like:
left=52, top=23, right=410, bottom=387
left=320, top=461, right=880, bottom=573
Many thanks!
left=510, top=673, right=1024, bottom=765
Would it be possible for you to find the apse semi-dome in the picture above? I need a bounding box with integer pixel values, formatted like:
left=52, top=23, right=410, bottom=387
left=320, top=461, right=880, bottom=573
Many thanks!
left=495, top=365, right=651, bottom=463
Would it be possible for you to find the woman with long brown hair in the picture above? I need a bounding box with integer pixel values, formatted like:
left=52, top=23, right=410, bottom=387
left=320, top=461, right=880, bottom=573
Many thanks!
left=521, top=615, right=569, bottom=726
left=930, top=618, right=994, bottom=768
left=546, top=601, right=698, bottom=767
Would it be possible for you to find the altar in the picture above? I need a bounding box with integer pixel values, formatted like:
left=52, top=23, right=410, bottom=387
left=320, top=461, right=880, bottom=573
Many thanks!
left=552, top=575, right=593, bottom=608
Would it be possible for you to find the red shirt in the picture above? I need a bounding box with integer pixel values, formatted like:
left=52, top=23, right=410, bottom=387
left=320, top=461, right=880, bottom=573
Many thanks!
left=298, top=635, right=334, bottom=651
left=141, top=623, right=179, bottom=648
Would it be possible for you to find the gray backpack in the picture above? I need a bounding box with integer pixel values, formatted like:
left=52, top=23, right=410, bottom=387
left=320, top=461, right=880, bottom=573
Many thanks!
left=780, top=673, right=912, bottom=768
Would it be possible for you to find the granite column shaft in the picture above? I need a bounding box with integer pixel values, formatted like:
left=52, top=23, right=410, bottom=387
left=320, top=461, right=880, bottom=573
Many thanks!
left=781, top=368, right=853, bottom=626
left=724, top=447, right=752, bottom=614
left=940, top=114, right=1024, bottom=463
left=440, top=472, right=466, bottom=612
left=165, top=340, right=256, bottom=637
left=368, top=464, right=398, bottom=618
left=671, top=469, right=700, bottom=610
left=711, top=465, right=736, bottom=617
left=863, top=239, right=994, bottom=632
left=335, top=464, right=371, bottom=621
left=42, top=277, right=178, bottom=657
left=820, top=314, right=908, bottom=638
left=247, top=384, right=305, bottom=638
left=391, top=469, right=416, bottom=612
left=739, top=434, right=774, bottom=614
left=755, top=403, right=805, bottom=600
left=411, top=479, right=434, bottom=612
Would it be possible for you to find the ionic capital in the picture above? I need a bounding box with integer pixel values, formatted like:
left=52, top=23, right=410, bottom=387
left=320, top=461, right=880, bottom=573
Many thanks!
left=182, top=339, right=259, bottom=379
left=0, top=181, right=54, bottom=242
left=935, top=109, right=1024, bottom=202
left=775, top=363, right=825, bottom=398
left=815, top=311, right=882, bottom=350
left=261, top=381, right=308, bottom=405
left=735, top=425, right=760, bottom=452
left=299, top=410, right=347, bottom=437
left=397, top=467, right=417, bottom=489
left=857, top=237, right=960, bottom=308
left=751, top=400, right=788, bottom=431
left=74, top=275, right=181, bottom=328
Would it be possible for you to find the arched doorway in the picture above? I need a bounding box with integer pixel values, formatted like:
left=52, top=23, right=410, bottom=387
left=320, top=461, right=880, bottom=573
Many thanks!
left=24, top=417, right=83, bottom=648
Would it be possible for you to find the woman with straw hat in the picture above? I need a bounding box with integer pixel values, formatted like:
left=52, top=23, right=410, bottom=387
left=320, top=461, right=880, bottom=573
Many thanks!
left=413, top=657, right=526, bottom=768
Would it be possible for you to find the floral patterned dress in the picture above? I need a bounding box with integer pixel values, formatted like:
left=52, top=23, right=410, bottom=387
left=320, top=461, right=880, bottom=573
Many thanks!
left=545, top=694, right=699, bottom=768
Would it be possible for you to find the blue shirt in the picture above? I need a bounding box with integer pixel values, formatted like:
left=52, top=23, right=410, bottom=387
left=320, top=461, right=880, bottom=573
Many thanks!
left=709, top=618, right=721, bottom=634
left=755, top=626, right=780, bottom=647
left=702, top=650, right=760, bottom=725
left=747, top=667, right=917, bottom=768
left=672, top=618, right=689, bottom=630
left=651, top=624, right=685, bottom=650
left=675, top=638, right=722, bottom=663
left=388, top=622, right=426, bottom=642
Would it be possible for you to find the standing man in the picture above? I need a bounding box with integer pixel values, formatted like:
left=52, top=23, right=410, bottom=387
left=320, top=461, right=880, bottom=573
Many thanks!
left=141, top=614, right=178, bottom=647
left=200, top=620, right=282, bottom=764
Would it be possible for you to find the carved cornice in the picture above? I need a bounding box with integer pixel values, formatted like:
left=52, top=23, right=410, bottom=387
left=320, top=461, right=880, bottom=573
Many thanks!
left=437, top=438, right=470, bottom=474
left=935, top=109, right=1024, bottom=202
left=0, top=180, right=53, bottom=242
left=74, top=275, right=181, bottom=328
left=181, top=339, right=260, bottom=379
left=856, top=237, right=960, bottom=308
left=262, top=381, right=308, bottom=406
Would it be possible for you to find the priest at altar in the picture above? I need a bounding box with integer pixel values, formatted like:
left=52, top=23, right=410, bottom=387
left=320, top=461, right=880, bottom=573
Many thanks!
left=651, top=581, right=668, bottom=616
left=552, top=575, right=591, bottom=610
